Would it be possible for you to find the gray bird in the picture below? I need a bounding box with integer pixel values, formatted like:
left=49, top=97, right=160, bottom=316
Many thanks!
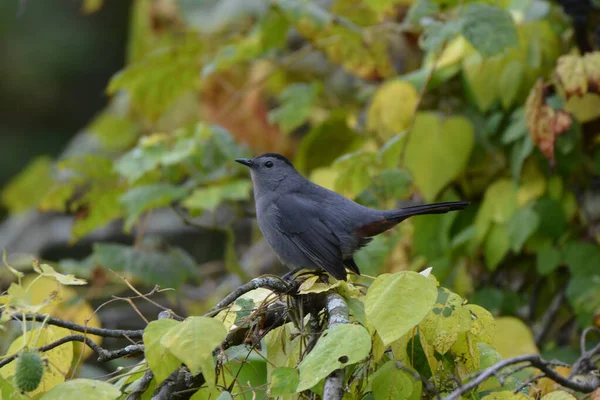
left=236, top=153, right=469, bottom=281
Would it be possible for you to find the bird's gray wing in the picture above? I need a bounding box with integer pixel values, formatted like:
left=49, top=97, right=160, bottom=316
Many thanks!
left=275, top=194, right=347, bottom=280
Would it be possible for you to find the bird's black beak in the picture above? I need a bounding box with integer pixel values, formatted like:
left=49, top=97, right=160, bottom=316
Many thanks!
left=235, top=158, right=253, bottom=168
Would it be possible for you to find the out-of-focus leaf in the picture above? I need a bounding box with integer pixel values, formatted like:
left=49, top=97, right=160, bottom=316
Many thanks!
left=1, top=156, right=53, bottom=213
left=422, top=19, right=463, bottom=54
left=507, top=205, right=540, bottom=252
left=554, top=54, right=588, bottom=97
left=536, top=246, right=562, bottom=276
left=459, top=3, right=518, bottom=57
left=534, top=198, right=566, bottom=239
left=564, top=93, right=600, bottom=123
left=333, top=151, right=378, bottom=198
left=297, top=324, right=371, bottom=391
left=404, top=113, right=475, bottom=201
left=365, top=271, right=437, bottom=345
left=567, top=275, right=600, bottom=326
left=484, top=223, right=510, bottom=271
left=295, top=112, right=362, bottom=173
left=72, top=188, right=124, bottom=241
left=407, top=0, right=440, bottom=26
left=525, top=79, right=573, bottom=162
left=268, top=83, right=320, bottom=134
left=82, top=0, right=104, bottom=14
left=367, top=80, right=419, bottom=141
left=475, top=179, right=518, bottom=243
left=108, top=37, right=202, bottom=121
left=563, top=241, right=600, bottom=277
left=202, top=30, right=263, bottom=78
left=93, top=243, right=196, bottom=288
left=121, top=183, right=189, bottom=231
left=493, top=317, right=538, bottom=358
left=499, top=60, right=524, bottom=109
left=502, top=109, right=528, bottom=144
left=462, top=53, right=505, bottom=112
left=517, top=159, right=546, bottom=206
left=182, top=179, right=251, bottom=214
left=87, top=112, right=139, bottom=152
left=371, top=168, right=412, bottom=201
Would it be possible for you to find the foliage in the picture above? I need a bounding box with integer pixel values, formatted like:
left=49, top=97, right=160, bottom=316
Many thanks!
left=1, top=0, right=600, bottom=398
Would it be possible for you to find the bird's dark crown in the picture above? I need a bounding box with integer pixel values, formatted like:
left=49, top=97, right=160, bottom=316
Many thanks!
left=254, top=153, right=293, bottom=167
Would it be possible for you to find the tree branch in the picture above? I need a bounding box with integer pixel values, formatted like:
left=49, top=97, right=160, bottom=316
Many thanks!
left=11, top=313, right=144, bottom=338
left=0, top=334, right=144, bottom=369
left=204, top=276, right=291, bottom=317
left=444, top=351, right=600, bottom=400
left=323, top=292, right=349, bottom=400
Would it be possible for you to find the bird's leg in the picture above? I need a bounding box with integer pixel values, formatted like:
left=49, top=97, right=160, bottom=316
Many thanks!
left=281, top=266, right=306, bottom=282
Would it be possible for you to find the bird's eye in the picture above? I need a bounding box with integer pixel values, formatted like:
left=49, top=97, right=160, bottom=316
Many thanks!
left=265, top=161, right=274, bottom=168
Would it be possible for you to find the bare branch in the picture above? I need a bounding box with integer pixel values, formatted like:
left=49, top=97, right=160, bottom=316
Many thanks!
left=127, top=370, right=155, bottom=400
left=11, top=313, right=144, bottom=338
left=0, top=334, right=143, bottom=369
left=204, top=276, right=291, bottom=317
left=444, top=352, right=600, bottom=400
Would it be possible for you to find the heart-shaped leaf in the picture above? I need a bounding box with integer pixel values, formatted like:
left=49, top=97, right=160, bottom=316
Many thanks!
left=404, top=113, right=475, bottom=201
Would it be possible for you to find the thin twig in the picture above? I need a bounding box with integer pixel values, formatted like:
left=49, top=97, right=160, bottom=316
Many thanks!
left=11, top=314, right=144, bottom=338
left=0, top=334, right=143, bottom=369
left=535, top=288, right=566, bottom=347
left=127, top=370, right=155, bottom=400
left=444, top=353, right=600, bottom=400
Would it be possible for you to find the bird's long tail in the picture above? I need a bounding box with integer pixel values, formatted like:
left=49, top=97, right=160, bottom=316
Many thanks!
left=386, top=201, right=470, bottom=221
left=359, top=201, right=469, bottom=237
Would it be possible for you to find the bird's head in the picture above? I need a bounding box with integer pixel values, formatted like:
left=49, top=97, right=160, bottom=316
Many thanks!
left=235, top=153, right=299, bottom=193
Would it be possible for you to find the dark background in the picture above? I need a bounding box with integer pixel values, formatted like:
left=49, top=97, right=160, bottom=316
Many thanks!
left=0, top=0, right=131, bottom=190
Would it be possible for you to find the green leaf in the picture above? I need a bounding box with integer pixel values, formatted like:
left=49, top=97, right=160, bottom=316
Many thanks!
left=93, top=243, right=196, bottom=288
left=460, top=4, right=518, bottom=57
left=371, top=361, right=418, bottom=400
left=297, top=324, right=371, bottom=391
left=540, top=392, right=577, bottom=400
left=407, top=0, right=440, bottom=26
left=567, top=276, right=600, bottom=326
left=484, top=223, right=511, bottom=271
left=40, top=379, right=120, bottom=400
left=499, top=60, right=524, bottom=109
left=88, top=112, right=139, bottom=152
left=510, top=135, right=535, bottom=181
left=507, top=206, right=540, bottom=252
left=160, top=317, right=227, bottom=375
left=333, top=151, right=378, bottom=198
left=182, top=179, right=252, bottom=214
left=365, top=271, right=437, bottom=346
left=404, top=113, right=475, bottom=201
left=268, top=83, right=320, bottom=134
left=462, top=53, right=505, bottom=111
left=32, top=262, right=87, bottom=286
left=422, top=20, right=463, bottom=53
left=107, top=38, right=202, bottom=121
left=202, top=30, right=263, bottom=78
left=534, top=198, right=566, bottom=239
left=536, top=246, right=562, bottom=276
left=295, top=112, right=362, bottom=173
left=475, top=179, right=518, bottom=243
left=72, top=188, right=124, bottom=241
left=143, top=319, right=181, bottom=384
left=371, top=169, right=413, bottom=201
left=1, top=156, right=54, bottom=213
left=114, top=143, right=169, bottom=183
left=269, top=367, right=299, bottom=396
left=121, top=183, right=189, bottom=231
left=563, top=241, right=600, bottom=277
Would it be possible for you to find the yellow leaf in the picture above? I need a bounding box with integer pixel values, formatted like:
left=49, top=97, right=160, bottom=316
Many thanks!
left=493, top=317, right=538, bottom=358
left=536, top=366, right=572, bottom=396
left=0, top=326, right=74, bottom=396
left=564, top=93, right=600, bottom=123
left=367, top=81, right=419, bottom=141
left=309, top=167, right=339, bottom=192
left=82, top=0, right=104, bottom=14
left=465, top=304, right=495, bottom=345
left=462, top=53, right=505, bottom=112
left=554, top=54, right=587, bottom=97
left=541, top=391, right=577, bottom=400
left=32, top=261, right=87, bottom=286
left=0, top=156, right=54, bottom=214
left=404, top=113, right=475, bottom=201
left=22, top=275, right=102, bottom=360
left=583, top=52, right=600, bottom=90
left=482, top=391, right=530, bottom=399
left=517, top=159, right=547, bottom=207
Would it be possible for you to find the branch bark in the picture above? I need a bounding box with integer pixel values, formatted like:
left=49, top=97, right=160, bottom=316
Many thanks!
left=323, top=291, right=349, bottom=400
